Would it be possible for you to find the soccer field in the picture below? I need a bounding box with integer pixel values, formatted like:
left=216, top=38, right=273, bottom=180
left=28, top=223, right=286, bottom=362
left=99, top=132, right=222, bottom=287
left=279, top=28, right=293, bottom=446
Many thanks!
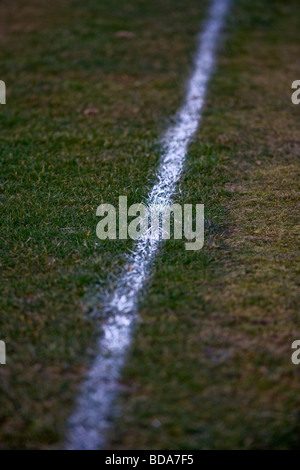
left=0, top=0, right=299, bottom=450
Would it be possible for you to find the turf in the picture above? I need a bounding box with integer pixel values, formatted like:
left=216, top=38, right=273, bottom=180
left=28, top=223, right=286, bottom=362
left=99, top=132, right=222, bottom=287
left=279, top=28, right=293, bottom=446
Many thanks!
left=0, top=0, right=299, bottom=450
left=0, top=0, right=209, bottom=450
left=108, top=0, right=300, bottom=450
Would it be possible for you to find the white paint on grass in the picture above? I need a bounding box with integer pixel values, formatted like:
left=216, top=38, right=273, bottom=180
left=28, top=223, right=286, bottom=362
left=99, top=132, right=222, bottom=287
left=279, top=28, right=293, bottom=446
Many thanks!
left=66, top=0, right=230, bottom=450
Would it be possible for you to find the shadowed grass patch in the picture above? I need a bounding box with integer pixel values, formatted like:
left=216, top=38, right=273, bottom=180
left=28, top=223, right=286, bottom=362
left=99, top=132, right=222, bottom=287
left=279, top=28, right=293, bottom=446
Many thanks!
left=0, top=0, right=209, bottom=449
left=109, top=0, right=300, bottom=450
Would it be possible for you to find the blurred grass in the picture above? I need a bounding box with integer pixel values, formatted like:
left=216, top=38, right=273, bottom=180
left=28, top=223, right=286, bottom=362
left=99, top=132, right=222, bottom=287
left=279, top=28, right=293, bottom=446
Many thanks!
left=109, top=0, right=300, bottom=450
left=1, top=0, right=299, bottom=450
left=0, top=0, right=209, bottom=449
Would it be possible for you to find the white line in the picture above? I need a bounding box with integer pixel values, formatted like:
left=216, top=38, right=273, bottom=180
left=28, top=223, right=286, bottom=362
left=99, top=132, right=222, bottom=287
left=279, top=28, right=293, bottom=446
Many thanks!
left=66, top=0, right=230, bottom=450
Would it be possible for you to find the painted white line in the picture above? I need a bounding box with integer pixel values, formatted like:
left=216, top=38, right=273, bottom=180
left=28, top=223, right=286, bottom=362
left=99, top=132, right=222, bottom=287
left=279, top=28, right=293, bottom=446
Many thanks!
left=66, top=0, right=230, bottom=450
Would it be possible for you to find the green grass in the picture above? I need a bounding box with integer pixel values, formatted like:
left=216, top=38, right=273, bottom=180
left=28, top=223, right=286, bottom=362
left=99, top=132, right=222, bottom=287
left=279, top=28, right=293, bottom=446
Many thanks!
left=1, top=0, right=299, bottom=450
left=0, top=0, right=210, bottom=450
left=108, top=0, right=300, bottom=450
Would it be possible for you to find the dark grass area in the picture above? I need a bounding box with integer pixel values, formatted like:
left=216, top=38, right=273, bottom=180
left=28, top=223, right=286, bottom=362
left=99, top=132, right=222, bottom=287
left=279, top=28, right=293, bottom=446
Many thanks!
left=0, top=0, right=209, bottom=449
left=0, top=0, right=299, bottom=450
left=109, top=0, right=300, bottom=450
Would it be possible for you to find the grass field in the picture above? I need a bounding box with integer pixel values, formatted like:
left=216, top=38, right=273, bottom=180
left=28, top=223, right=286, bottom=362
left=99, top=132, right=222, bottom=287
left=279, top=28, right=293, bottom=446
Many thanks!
left=0, top=0, right=299, bottom=450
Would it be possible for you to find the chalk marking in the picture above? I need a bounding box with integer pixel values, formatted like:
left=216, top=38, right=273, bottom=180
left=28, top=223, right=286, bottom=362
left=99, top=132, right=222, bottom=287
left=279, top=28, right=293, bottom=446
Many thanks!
left=66, top=0, right=230, bottom=450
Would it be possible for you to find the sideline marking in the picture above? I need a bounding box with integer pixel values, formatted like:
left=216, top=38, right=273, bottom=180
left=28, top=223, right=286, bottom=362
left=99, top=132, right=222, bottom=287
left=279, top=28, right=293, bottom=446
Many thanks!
left=66, top=0, right=231, bottom=450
